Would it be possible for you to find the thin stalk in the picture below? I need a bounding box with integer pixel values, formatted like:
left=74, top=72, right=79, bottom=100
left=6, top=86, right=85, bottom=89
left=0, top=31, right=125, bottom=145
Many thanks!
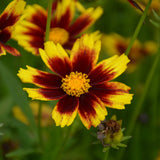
left=45, top=0, right=53, bottom=42
left=38, top=103, right=43, bottom=148
left=125, top=0, right=152, bottom=56
left=37, top=0, right=53, bottom=148
left=126, top=53, right=160, bottom=136
left=54, top=126, right=73, bottom=160
left=118, top=48, right=160, bottom=160
left=104, top=149, right=110, bottom=160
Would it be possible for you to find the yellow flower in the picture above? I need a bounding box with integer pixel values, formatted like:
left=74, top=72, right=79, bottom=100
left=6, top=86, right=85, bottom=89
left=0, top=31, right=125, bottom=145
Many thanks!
left=0, top=0, right=25, bottom=56
left=18, top=34, right=133, bottom=129
left=13, top=0, right=103, bottom=55
left=102, top=33, right=157, bottom=72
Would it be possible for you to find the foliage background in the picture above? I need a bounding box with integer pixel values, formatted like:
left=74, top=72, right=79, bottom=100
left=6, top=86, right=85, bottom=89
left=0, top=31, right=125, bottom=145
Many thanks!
left=0, top=0, right=160, bottom=160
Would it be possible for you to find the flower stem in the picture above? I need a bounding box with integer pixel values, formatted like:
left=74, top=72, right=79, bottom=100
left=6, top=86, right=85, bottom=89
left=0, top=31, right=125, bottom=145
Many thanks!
left=54, top=126, right=73, bottom=160
left=125, top=0, right=152, bottom=56
left=126, top=0, right=153, bottom=135
left=45, top=0, right=53, bottom=42
left=127, top=54, right=160, bottom=135
left=104, top=149, right=110, bottom=160
left=38, top=103, right=43, bottom=148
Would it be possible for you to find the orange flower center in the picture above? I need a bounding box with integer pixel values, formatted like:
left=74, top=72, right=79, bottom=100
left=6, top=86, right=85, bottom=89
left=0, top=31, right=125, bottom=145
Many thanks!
left=61, top=72, right=91, bottom=97
left=49, top=28, right=69, bottom=45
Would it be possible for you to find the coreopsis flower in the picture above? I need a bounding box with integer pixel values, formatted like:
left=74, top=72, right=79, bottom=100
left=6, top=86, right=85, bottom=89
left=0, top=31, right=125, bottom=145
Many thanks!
left=102, top=33, right=157, bottom=72
left=0, top=0, right=25, bottom=56
left=13, top=0, right=103, bottom=55
left=12, top=101, right=53, bottom=127
left=97, top=115, right=131, bottom=151
left=17, top=34, right=133, bottom=129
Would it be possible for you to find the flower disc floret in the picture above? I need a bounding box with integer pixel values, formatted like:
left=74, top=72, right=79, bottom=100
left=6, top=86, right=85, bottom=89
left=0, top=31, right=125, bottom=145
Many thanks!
left=61, top=71, right=91, bottom=97
left=49, top=28, right=69, bottom=45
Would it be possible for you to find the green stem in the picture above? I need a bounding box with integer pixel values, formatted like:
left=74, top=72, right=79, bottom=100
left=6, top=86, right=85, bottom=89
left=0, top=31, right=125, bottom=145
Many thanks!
left=125, top=0, right=152, bottom=56
left=38, top=103, right=43, bottom=147
left=126, top=53, right=160, bottom=136
left=45, top=0, right=53, bottom=42
left=118, top=49, right=160, bottom=160
left=54, top=126, right=73, bottom=160
left=104, top=149, right=110, bottom=160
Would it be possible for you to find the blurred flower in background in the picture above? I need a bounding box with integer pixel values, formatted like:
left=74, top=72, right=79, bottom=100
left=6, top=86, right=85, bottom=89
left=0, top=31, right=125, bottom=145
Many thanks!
left=13, top=101, right=53, bottom=127
left=137, top=0, right=160, bottom=12
left=155, top=152, right=160, bottom=160
left=0, top=0, right=25, bottom=56
left=17, top=34, right=133, bottom=129
left=13, top=0, right=103, bottom=55
left=122, top=0, right=160, bottom=13
left=102, top=33, right=157, bottom=72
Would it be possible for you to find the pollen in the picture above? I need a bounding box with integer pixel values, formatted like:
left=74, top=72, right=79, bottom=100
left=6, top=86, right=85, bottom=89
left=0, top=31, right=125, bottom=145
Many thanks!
left=49, top=27, right=69, bottom=45
left=61, top=72, right=91, bottom=97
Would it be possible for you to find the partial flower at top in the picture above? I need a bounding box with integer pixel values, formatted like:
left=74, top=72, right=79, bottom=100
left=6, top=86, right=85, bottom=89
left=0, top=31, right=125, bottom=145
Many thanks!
left=122, top=0, right=160, bottom=13
left=137, top=0, right=160, bottom=12
left=12, top=101, right=53, bottom=127
left=17, top=34, right=133, bottom=129
left=13, top=0, right=103, bottom=55
left=102, top=33, right=157, bottom=72
left=0, top=0, right=25, bottom=56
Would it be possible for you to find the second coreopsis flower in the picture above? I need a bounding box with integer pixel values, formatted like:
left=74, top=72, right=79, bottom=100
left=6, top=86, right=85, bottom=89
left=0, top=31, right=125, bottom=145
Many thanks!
left=0, top=0, right=25, bottom=56
left=102, top=33, right=157, bottom=72
left=13, top=0, right=103, bottom=55
left=18, top=34, right=133, bottom=129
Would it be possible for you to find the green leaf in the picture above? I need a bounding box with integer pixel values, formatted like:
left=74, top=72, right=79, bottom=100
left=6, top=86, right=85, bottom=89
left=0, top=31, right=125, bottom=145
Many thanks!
left=0, top=96, right=12, bottom=120
left=0, top=61, right=38, bottom=143
left=6, top=148, right=41, bottom=158
left=149, top=19, right=160, bottom=28
left=152, top=9, right=160, bottom=21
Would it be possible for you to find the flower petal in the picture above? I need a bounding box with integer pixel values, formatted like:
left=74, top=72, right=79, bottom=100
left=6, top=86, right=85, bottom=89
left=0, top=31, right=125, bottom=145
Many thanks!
left=0, top=45, right=6, bottom=56
left=52, top=0, right=75, bottom=28
left=89, top=54, right=130, bottom=85
left=78, top=93, right=107, bottom=129
left=68, top=7, right=103, bottom=36
left=71, top=34, right=101, bottom=74
left=22, top=5, right=47, bottom=30
left=0, top=0, right=26, bottom=30
left=39, top=41, right=72, bottom=77
left=90, top=82, right=133, bottom=109
left=0, top=44, right=20, bottom=56
left=52, top=95, right=79, bottom=127
left=23, top=88, right=66, bottom=101
left=18, top=66, right=62, bottom=88
left=0, top=27, right=11, bottom=43
left=13, top=5, right=46, bottom=55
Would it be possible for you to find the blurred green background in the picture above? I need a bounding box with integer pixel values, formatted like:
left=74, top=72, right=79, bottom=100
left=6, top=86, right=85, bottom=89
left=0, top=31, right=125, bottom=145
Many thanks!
left=0, top=0, right=160, bottom=160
